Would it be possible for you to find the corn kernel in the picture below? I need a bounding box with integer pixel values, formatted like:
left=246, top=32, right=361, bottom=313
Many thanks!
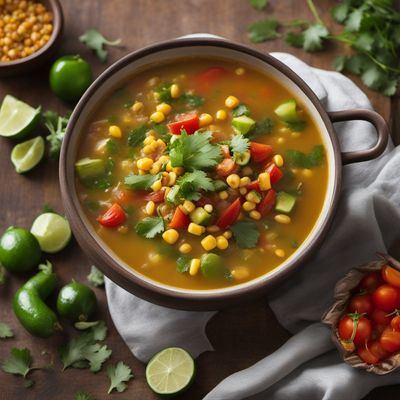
left=137, top=157, right=153, bottom=171
left=239, top=177, right=251, bottom=187
left=162, top=229, right=179, bottom=244
left=216, top=109, right=227, bottom=121
left=225, top=95, right=240, bottom=109
left=279, top=127, right=290, bottom=133
left=231, top=266, right=250, bottom=280
left=223, top=230, right=232, bottom=239
left=250, top=210, right=261, bottom=220
left=149, top=253, right=162, bottom=263
left=188, top=222, right=205, bottom=236
left=151, top=179, right=162, bottom=192
left=117, top=225, right=129, bottom=234
left=216, top=235, right=229, bottom=250
left=274, top=214, right=291, bottom=224
left=173, top=167, right=184, bottom=176
left=150, top=111, right=165, bottom=123
left=266, top=231, right=278, bottom=241
left=277, top=137, right=285, bottom=144
left=143, top=145, right=153, bottom=155
left=166, top=161, right=173, bottom=172
left=303, top=168, right=313, bottom=177
left=204, top=204, right=213, bottom=213
left=156, top=103, right=172, bottom=115
left=206, top=225, right=220, bottom=233
left=150, top=162, right=161, bottom=175
left=182, top=200, right=196, bottom=214
left=179, top=243, right=192, bottom=254
left=258, top=172, right=271, bottom=191
left=239, top=187, right=248, bottom=195
left=144, top=135, right=155, bottom=145
left=246, top=191, right=261, bottom=204
left=227, top=174, right=240, bottom=189
left=199, top=113, right=213, bottom=127
left=219, top=190, right=228, bottom=200
left=235, top=67, right=246, bottom=75
left=189, top=258, right=201, bottom=276
left=163, top=187, right=171, bottom=198
left=170, top=84, right=180, bottom=98
left=243, top=201, right=256, bottom=211
left=201, top=235, right=217, bottom=251
left=131, top=101, right=143, bottom=113
left=145, top=201, right=155, bottom=215
left=109, top=125, right=122, bottom=138
left=242, top=166, right=253, bottom=176
left=273, top=154, right=284, bottom=167
left=156, top=138, right=166, bottom=148
left=167, top=171, right=177, bottom=186
left=275, top=248, right=286, bottom=258
left=291, top=131, right=301, bottom=138
left=138, top=169, right=146, bottom=175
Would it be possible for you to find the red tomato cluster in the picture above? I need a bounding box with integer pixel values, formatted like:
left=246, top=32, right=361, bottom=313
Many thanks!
left=338, top=265, right=400, bottom=365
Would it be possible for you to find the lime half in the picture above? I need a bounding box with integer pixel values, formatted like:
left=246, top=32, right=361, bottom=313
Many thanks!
left=0, top=95, right=41, bottom=139
left=11, top=136, right=45, bottom=173
left=31, top=213, right=72, bottom=253
left=146, top=347, right=195, bottom=396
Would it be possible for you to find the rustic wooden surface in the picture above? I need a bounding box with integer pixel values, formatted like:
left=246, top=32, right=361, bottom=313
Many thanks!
left=1, top=1, right=399, bottom=399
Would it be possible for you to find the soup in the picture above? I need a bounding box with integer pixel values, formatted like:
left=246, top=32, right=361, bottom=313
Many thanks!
left=75, top=58, right=328, bottom=290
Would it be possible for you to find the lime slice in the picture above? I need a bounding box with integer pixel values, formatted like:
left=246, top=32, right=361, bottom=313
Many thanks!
left=0, top=95, right=41, bottom=139
left=11, top=136, right=45, bottom=173
left=146, top=347, right=195, bottom=396
left=30, top=213, right=72, bottom=253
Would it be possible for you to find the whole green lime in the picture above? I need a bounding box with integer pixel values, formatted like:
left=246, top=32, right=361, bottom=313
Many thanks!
left=49, top=55, right=92, bottom=102
left=57, top=281, right=97, bottom=322
left=0, top=227, right=42, bottom=273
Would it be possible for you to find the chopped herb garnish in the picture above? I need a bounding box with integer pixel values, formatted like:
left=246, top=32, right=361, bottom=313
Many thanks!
left=135, top=217, right=165, bottom=239
left=106, top=138, right=118, bottom=154
left=82, top=158, right=114, bottom=190
left=291, top=240, right=300, bottom=249
left=286, top=144, right=324, bottom=168
left=127, top=125, right=148, bottom=147
left=232, top=103, right=250, bottom=117
left=87, top=265, right=104, bottom=287
left=43, top=110, right=70, bottom=159
left=285, top=23, right=329, bottom=52
left=230, top=134, right=249, bottom=153
left=248, top=19, right=280, bottom=43
left=2, top=348, right=36, bottom=387
left=248, top=118, right=274, bottom=137
left=213, top=179, right=228, bottom=192
left=124, top=173, right=160, bottom=190
left=176, top=256, right=191, bottom=273
left=284, top=119, right=307, bottom=131
left=231, top=221, right=260, bottom=249
left=156, top=241, right=180, bottom=258
left=155, top=82, right=172, bottom=103
left=179, top=93, right=205, bottom=108
left=0, top=322, right=14, bottom=339
left=107, top=361, right=134, bottom=394
left=79, top=29, right=121, bottom=62
left=176, top=170, right=215, bottom=200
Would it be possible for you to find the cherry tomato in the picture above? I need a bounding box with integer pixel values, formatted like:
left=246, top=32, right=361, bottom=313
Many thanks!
left=380, top=329, right=400, bottom=353
left=257, top=189, right=276, bottom=216
left=390, top=315, right=400, bottom=332
left=167, top=114, right=199, bottom=134
left=97, top=203, right=126, bottom=227
left=349, top=293, right=373, bottom=315
left=249, top=142, right=273, bottom=163
left=369, top=340, right=391, bottom=360
left=359, top=271, right=383, bottom=292
left=371, top=308, right=392, bottom=326
left=169, top=207, right=190, bottom=229
left=216, top=158, right=239, bottom=177
left=338, top=314, right=372, bottom=347
left=246, top=180, right=261, bottom=192
left=216, top=198, right=241, bottom=229
left=372, top=284, right=399, bottom=312
left=144, top=189, right=166, bottom=203
left=382, top=265, right=400, bottom=288
left=357, top=345, right=380, bottom=364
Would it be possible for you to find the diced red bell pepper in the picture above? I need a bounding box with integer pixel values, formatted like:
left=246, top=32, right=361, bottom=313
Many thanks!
left=97, top=203, right=126, bottom=227
left=246, top=180, right=261, bottom=192
left=167, top=114, right=199, bottom=135
left=220, top=144, right=231, bottom=158
left=257, top=189, right=276, bottom=215
left=216, top=158, right=239, bottom=177
left=144, top=189, right=166, bottom=203
left=194, top=67, right=227, bottom=93
left=169, top=207, right=190, bottom=229
left=216, top=198, right=241, bottom=229
left=265, top=163, right=283, bottom=184
left=250, top=142, right=273, bottom=163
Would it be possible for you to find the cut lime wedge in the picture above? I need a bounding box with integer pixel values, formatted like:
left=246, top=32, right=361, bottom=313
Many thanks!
left=11, top=136, right=45, bottom=173
left=0, top=95, right=41, bottom=139
left=30, top=212, right=72, bottom=253
left=146, top=347, right=195, bottom=396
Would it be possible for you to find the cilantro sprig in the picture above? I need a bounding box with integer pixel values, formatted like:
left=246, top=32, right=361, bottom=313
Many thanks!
left=79, top=29, right=121, bottom=62
left=2, top=348, right=37, bottom=387
left=0, top=321, right=13, bottom=338
left=43, top=110, right=70, bottom=159
left=107, top=361, right=134, bottom=393
left=286, top=145, right=324, bottom=168
left=231, top=221, right=260, bottom=249
left=87, top=265, right=105, bottom=288
left=135, top=217, right=165, bottom=239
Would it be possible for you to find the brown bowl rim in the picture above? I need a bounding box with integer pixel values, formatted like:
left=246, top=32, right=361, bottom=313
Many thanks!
left=0, top=0, right=63, bottom=70
left=59, top=37, right=342, bottom=310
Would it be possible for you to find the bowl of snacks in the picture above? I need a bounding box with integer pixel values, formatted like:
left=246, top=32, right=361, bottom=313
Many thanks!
left=0, top=0, right=63, bottom=77
left=323, top=253, right=400, bottom=374
left=60, top=37, right=389, bottom=310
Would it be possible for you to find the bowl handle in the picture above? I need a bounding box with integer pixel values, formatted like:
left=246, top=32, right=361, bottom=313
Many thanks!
left=328, top=109, right=389, bottom=165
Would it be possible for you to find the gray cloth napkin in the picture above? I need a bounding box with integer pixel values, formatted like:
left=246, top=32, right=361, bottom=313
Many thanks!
left=105, top=52, right=400, bottom=399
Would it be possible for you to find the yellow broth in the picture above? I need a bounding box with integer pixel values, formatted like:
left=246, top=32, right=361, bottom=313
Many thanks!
left=76, top=58, right=328, bottom=290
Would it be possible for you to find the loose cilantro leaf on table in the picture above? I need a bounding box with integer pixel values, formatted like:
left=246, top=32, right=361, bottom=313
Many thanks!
left=79, top=29, right=121, bottom=62
left=124, top=173, right=160, bottom=190
left=107, top=361, right=134, bottom=394
left=135, top=217, right=165, bottom=239
left=169, top=131, right=222, bottom=171
left=0, top=322, right=14, bottom=338
left=286, top=145, right=324, bottom=168
left=43, top=110, right=70, bottom=159
left=230, top=134, right=249, bottom=154
left=176, top=256, right=191, bottom=273
left=87, top=265, right=104, bottom=287
left=75, top=391, right=96, bottom=400
left=250, top=0, right=268, bottom=10
left=2, top=348, right=35, bottom=387
left=248, top=19, right=280, bottom=43
left=232, top=103, right=250, bottom=117
left=231, top=221, right=260, bottom=249
left=127, top=124, right=148, bottom=147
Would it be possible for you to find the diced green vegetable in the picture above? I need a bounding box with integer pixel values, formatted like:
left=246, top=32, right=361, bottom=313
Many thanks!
left=200, top=253, right=225, bottom=279
left=213, top=180, right=228, bottom=192
left=275, top=191, right=297, bottom=214
left=274, top=99, right=300, bottom=123
left=248, top=190, right=262, bottom=202
left=190, top=208, right=212, bottom=226
left=232, top=116, right=256, bottom=135
left=75, top=158, right=106, bottom=180
left=233, top=150, right=251, bottom=165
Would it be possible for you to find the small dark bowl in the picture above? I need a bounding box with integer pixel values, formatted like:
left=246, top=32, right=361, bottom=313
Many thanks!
left=0, top=0, right=63, bottom=77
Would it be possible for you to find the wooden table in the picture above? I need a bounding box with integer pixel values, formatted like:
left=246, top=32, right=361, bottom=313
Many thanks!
left=1, top=1, right=399, bottom=399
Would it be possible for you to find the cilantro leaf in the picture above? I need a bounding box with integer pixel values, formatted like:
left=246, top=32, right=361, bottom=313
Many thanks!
left=0, top=322, right=14, bottom=339
left=87, top=265, right=104, bottom=287
left=124, top=173, right=160, bottom=190
left=60, top=332, right=94, bottom=370
left=331, top=3, right=349, bottom=23
left=248, top=118, right=274, bottom=138
left=302, top=24, right=329, bottom=52
left=135, top=217, right=165, bottom=239
left=286, top=145, right=324, bottom=168
left=250, top=0, right=268, bottom=10
left=75, top=391, right=96, bottom=400
left=345, top=8, right=364, bottom=32
left=248, top=19, right=280, bottom=43
left=232, top=103, right=250, bottom=117
left=169, top=131, right=222, bottom=171
left=83, top=343, right=112, bottom=372
left=79, top=29, right=121, bottom=62
left=285, top=31, right=305, bottom=48
left=127, top=125, right=148, bottom=147
left=177, top=170, right=215, bottom=200
left=155, top=82, right=172, bottom=103
left=2, top=347, right=36, bottom=386
left=176, top=256, right=191, bottom=273
left=179, top=93, right=205, bottom=108
left=230, top=134, right=249, bottom=153
left=231, top=221, right=260, bottom=249
left=107, top=361, right=134, bottom=394
left=43, top=110, right=70, bottom=159
left=285, top=120, right=307, bottom=131
left=106, top=138, right=118, bottom=154
left=91, top=320, right=108, bottom=341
